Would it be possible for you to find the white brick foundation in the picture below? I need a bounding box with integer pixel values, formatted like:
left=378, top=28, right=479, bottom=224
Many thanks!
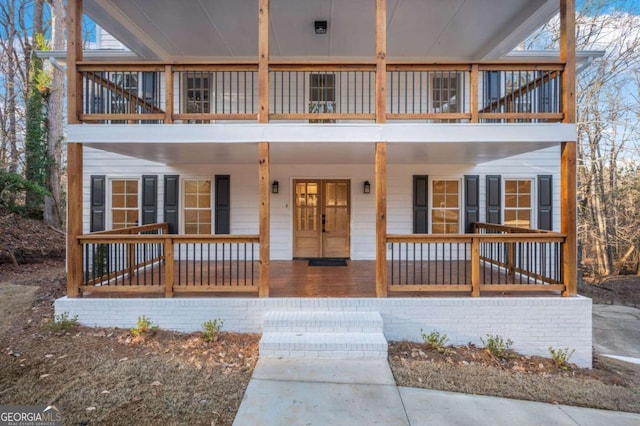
left=55, top=296, right=593, bottom=367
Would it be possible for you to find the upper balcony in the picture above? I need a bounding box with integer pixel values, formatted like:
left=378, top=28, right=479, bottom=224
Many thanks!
left=77, top=60, right=564, bottom=125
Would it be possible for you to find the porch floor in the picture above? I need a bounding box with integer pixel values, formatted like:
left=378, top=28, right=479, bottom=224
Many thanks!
left=82, top=260, right=561, bottom=298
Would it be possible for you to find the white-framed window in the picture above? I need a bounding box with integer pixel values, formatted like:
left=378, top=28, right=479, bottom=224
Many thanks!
left=184, top=72, right=211, bottom=114
left=504, top=179, right=533, bottom=228
left=431, top=179, right=460, bottom=234
left=183, top=178, right=212, bottom=234
left=110, top=178, right=140, bottom=229
left=309, top=73, right=336, bottom=123
left=432, top=72, right=460, bottom=113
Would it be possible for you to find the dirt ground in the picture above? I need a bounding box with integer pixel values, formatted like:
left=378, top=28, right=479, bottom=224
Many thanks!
left=1, top=214, right=640, bottom=422
left=0, top=261, right=259, bottom=426
left=580, top=275, right=640, bottom=308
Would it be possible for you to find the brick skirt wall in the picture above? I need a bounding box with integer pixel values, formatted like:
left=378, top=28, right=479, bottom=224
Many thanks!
left=55, top=296, right=592, bottom=367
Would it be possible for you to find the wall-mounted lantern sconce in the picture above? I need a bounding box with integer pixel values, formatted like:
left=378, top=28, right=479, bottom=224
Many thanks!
left=314, top=20, right=328, bottom=34
left=272, top=180, right=279, bottom=194
left=363, top=180, right=371, bottom=194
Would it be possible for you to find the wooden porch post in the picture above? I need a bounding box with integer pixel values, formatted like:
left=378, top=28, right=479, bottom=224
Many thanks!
left=560, top=0, right=577, bottom=296
left=258, top=143, right=270, bottom=297
left=66, top=143, right=83, bottom=297
left=375, top=0, right=387, bottom=297
left=66, top=0, right=83, bottom=297
left=375, top=143, right=387, bottom=297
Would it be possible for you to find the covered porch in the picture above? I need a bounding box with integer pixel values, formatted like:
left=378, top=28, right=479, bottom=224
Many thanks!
left=74, top=222, right=566, bottom=298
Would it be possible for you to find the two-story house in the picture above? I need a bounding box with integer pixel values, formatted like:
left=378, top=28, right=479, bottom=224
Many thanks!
left=56, top=0, right=594, bottom=367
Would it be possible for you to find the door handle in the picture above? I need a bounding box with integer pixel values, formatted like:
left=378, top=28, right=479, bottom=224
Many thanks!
left=322, top=214, right=326, bottom=233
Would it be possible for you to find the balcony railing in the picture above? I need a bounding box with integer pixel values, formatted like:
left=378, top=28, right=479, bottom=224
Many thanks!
left=76, top=61, right=564, bottom=124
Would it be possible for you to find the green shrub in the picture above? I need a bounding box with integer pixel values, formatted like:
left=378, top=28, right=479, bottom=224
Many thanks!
left=549, top=346, right=575, bottom=370
left=202, top=319, right=224, bottom=343
left=421, top=329, right=449, bottom=353
left=44, top=312, right=79, bottom=332
left=481, top=334, right=513, bottom=359
left=130, top=315, right=157, bottom=337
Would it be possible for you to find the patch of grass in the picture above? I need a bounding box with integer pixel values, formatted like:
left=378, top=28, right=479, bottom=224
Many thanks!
left=44, top=312, right=79, bottom=332
left=202, top=319, right=224, bottom=343
left=421, top=329, right=449, bottom=353
left=549, top=346, right=575, bottom=370
left=130, top=315, right=158, bottom=337
left=481, top=334, right=513, bottom=359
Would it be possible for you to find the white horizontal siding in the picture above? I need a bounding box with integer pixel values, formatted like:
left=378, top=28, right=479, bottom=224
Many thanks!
left=96, top=26, right=128, bottom=50
left=82, top=146, right=560, bottom=260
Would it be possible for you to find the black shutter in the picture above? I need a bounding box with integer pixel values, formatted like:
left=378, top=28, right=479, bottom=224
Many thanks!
left=90, top=175, right=106, bottom=232
left=164, top=175, right=179, bottom=234
left=486, top=175, right=501, bottom=224
left=413, top=175, right=429, bottom=233
left=215, top=175, right=230, bottom=234
left=141, top=175, right=157, bottom=225
left=538, top=175, right=553, bottom=230
left=464, top=175, right=479, bottom=233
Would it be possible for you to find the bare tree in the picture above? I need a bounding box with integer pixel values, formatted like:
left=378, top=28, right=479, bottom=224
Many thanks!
left=526, top=0, right=640, bottom=278
left=44, top=0, right=64, bottom=227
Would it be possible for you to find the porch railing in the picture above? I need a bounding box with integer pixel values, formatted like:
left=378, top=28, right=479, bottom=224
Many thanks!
left=76, top=61, right=564, bottom=124
left=387, top=223, right=566, bottom=295
left=77, top=223, right=259, bottom=296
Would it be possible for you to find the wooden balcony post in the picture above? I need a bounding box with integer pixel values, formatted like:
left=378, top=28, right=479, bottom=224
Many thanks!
left=258, top=0, right=269, bottom=123
left=164, top=237, right=174, bottom=297
left=375, top=142, right=387, bottom=297
left=66, top=143, right=83, bottom=297
left=471, top=237, right=480, bottom=297
left=375, top=0, right=386, bottom=123
left=164, top=65, right=173, bottom=124
left=258, top=142, right=270, bottom=297
left=560, top=0, right=577, bottom=296
left=66, top=0, right=83, bottom=124
left=470, top=64, right=479, bottom=123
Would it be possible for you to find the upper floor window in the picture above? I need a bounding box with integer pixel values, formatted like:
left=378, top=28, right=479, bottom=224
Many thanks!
left=309, top=73, right=336, bottom=123
left=432, top=73, right=460, bottom=113
left=431, top=179, right=459, bottom=234
left=504, top=179, right=532, bottom=228
left=185, top=73, right=211, bottom=114
left=111, top=179, right=139, bottom=229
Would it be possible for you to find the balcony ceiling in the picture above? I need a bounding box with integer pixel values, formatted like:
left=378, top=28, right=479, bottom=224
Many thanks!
left=85, top=0, right=558, bottom=61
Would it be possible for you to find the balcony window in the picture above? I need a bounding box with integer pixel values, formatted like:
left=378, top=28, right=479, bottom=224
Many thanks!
left=309, top=73, right=336, bottom=123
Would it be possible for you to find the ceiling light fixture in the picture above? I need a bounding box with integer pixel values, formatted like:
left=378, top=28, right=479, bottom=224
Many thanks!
left=314, top=20, right=328, bottom=35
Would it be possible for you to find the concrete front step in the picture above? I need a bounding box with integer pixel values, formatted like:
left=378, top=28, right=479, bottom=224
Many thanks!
left=259, top=331, right=388, bottom=359
left=262, top=311, right=383, bottom=333
left=259, top=311, right=388, bottom=359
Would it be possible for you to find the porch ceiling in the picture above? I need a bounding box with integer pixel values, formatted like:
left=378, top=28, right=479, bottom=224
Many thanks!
left=85, top=0, right=557, bottom=61
left=81, top=140, right=558, bottom=165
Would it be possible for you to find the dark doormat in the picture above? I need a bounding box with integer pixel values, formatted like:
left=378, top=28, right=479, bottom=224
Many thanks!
left=308, top=258, right=348, bottom=267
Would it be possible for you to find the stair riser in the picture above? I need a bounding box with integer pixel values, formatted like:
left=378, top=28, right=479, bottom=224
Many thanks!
left=263, top=325, right=382, bottom=333
left=259, top=349, right=388, bottom=359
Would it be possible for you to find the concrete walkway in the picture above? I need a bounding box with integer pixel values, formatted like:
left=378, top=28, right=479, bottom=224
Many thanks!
left=593, top=304, right=640, bottom=362
left=233, top=358, right=640, bottom=426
